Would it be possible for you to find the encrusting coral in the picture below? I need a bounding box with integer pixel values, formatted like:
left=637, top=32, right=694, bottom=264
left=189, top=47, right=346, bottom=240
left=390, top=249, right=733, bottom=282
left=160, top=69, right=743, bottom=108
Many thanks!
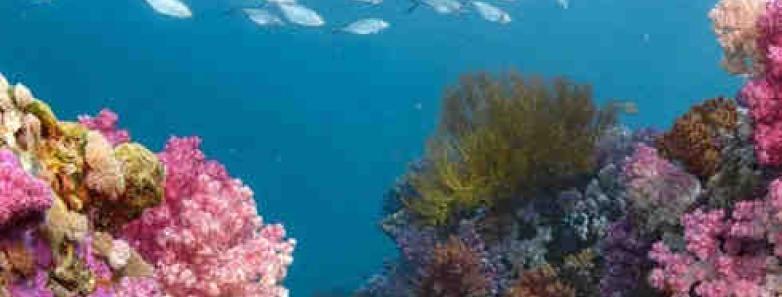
left=0, top=73, right=295, bottom=297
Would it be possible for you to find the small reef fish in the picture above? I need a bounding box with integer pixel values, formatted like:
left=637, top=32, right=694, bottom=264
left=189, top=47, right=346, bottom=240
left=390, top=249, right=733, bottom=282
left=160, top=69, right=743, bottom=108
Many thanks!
left=354, top=0, right=383, bottom=5
left=266, top=0, right=298, bottom=4
left=144, top=0, right=193, bottom=18
left=472, top=1, right=511, bottom=24
left=341, top=18, right=390, bottom=34
left=610, top=100, right=639, bottom=115
left=243, top=8, right=285, bottom=26
left=410, top=0, right=465, bottom=14
left=557, top=0, right=569, bottom=9
left=277, top=2, right=325, bottom=27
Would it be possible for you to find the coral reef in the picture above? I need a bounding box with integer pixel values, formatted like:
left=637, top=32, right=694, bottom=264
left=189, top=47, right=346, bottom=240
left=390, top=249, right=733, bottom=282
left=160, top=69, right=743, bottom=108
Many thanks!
left=0, top=73, right=294, bottom=297
left=358, top=2, right=782, bottom=293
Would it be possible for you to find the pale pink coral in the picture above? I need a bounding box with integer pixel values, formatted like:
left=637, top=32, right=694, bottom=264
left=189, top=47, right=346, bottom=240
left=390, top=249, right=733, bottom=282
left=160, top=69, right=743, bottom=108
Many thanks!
left=0, top=149, right=52, bottom=228
left=79, top=109, right=130, bottom=146
left=710, top=0, right=767, bottom=74
left=114, top=277, right=165, bottom=297
left=120, top=136, right=295, bottom=297
left=622, top=144, right=700, bottom=232
left=84, top=131, right=125, bottom=200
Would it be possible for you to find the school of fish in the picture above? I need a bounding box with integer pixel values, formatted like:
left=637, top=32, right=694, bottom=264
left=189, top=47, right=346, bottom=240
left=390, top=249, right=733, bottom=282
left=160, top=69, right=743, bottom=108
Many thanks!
left=141, top=0, right=569, bottom=35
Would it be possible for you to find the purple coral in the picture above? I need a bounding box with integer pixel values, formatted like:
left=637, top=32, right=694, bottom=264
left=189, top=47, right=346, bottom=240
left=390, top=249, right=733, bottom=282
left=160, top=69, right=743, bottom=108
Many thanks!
left=79, top=109, right=130, bottom=146
left=599, top=218, right=652, bottom=297
left=120, top=136, right=295, bottom=297
left=0, top=149, right=52, bottom=228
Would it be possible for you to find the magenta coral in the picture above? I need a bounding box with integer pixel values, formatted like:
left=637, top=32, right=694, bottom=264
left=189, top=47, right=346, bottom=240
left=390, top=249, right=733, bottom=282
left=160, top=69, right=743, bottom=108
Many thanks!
left=737, top=0, right=782, bottom=166
left=0, top=149, right=52, bottom=228
left=120, top=136, right=295, bottom=297
left=79, top=109, right=130, bottom=146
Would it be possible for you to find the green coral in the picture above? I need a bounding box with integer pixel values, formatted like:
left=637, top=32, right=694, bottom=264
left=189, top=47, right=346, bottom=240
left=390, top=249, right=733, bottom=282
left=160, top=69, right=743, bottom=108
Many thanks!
left=92, top=142, right=164, bottom=230
left=403, top=72, right=616, bottom=226
left=115, top=142, right=164, bottom=212
left=25, top=99, right=60, bottom=137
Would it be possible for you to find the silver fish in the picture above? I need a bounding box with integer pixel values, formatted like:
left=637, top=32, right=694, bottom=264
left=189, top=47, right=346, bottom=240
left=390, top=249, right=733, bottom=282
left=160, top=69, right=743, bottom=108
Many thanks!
left=243, top=8, right=285, bottom=26
left=354, top=0, right=383, bottom=5
left=472, top=1, right=511, bottom=24
left=277, top=2, right=325, bottom=27
left=557, top=0, right=569, bottom=9
left=144, top=0, right=192, bottom=18
left=341, top=18, right=390, bottom=34
left=417, top=0, right=464, bottom=14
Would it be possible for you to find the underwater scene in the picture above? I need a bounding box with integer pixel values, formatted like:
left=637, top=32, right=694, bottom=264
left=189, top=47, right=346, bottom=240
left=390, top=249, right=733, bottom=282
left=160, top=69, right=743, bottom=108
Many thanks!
left=4, top=0, right=782, bottom=296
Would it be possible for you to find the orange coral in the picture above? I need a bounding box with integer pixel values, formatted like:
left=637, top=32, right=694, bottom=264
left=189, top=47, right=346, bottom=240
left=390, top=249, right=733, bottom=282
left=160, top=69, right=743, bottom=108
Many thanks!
left=656, top=97, right=738, bottom=178
left=2, top=242, right=34, bottom=278
left=417, top=236, right=491, bottom=297
left=505, top=265, right=575, bottom=297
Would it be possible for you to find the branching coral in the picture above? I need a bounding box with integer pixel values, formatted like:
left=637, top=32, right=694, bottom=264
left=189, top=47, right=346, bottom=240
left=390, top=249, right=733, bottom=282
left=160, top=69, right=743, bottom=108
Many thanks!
left=417, top=236, right=492, bottom=297
left=622, top=144, right=701, bottom=234
left=504, top=265, right=575, bottom=297
left=403, top=72, right=617, bottom=226
left=656, top=97, right=739, bottom=179
left=709, top=0, right=767, bottom=74
left=120, top=136, right=295, bottom=297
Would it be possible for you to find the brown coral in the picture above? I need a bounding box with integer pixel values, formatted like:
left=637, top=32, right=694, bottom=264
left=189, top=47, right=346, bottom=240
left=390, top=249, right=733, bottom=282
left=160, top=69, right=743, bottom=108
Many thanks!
left=505, top=264, right=575, bottom=297
left=1, top=242, right=34, bottom=278
left=656, top=97, right=738, bottom=178
left=417, top=236, right=492, bottom=297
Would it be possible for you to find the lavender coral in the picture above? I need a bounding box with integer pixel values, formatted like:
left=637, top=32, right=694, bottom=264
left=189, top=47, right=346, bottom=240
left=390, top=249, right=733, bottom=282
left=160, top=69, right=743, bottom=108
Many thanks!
left=120, top=136, right=295, bottom=297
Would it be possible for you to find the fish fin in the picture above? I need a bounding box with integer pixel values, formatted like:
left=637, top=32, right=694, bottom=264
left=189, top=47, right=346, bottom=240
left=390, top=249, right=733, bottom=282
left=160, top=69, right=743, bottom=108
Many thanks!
left=407, top=2, right=420, bottom=13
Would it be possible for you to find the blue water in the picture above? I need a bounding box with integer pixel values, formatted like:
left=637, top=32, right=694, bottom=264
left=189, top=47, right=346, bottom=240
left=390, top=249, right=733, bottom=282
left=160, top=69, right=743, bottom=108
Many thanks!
left=0, top=0, right=743, bottom=295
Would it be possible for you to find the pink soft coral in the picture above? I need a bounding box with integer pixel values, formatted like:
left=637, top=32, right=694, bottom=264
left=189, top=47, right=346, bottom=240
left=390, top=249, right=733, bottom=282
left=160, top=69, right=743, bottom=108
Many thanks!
left=79, top=109, right=130, bottom=146
left=738, top=0, right=782, bottom=166
left=0, top=149, right=52, bottom=228
left=120, top=137, right=295, bottom=297
left=647, top=177, right=782, bottom=297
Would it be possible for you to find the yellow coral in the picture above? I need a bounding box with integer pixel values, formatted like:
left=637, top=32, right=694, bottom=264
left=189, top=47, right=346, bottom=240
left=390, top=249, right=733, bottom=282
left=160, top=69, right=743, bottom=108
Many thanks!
left=404, top=72, right=615, bottom=225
